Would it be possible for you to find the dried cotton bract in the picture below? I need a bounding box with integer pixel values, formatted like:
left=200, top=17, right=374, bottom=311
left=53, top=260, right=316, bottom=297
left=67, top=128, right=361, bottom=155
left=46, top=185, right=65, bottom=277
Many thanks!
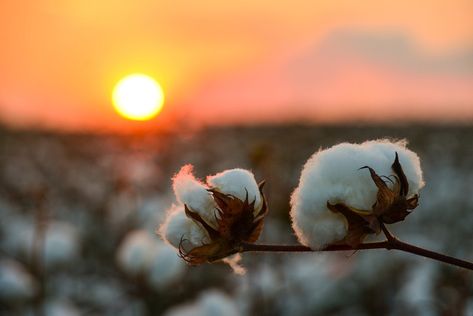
left=159, top=165, right=267, bottom=265
left=290, top=140, right=424, bottom=250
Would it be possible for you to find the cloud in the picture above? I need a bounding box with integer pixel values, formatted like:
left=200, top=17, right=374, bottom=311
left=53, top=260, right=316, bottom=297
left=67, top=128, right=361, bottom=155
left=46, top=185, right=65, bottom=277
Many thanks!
left=288, top=30, right=473, bottom=79
left=187, top=29, right=473, bottom=123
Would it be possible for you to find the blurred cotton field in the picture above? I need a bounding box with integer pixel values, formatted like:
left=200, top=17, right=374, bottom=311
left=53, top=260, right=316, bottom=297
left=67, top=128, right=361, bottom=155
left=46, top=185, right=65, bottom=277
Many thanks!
left=0, top=124, right=472, bottom=315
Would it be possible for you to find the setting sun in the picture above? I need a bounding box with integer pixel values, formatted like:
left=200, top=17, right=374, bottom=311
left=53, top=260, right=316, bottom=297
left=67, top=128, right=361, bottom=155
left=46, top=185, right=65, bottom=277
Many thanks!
left=112, top=74, right=164, bottom=121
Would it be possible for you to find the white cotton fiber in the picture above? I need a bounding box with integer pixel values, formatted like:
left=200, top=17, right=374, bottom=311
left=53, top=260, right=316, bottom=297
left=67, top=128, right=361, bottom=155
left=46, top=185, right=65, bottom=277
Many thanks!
left=43, top=222, right=80, bottom=268
left=117, top=230, right=187, bottom=288
left=159, top=205, right=210, bottom=251
left=148, top=243, right=186, bottom=290
left=207, top=168, right=262, bottom=212
left=290, top=139, right=424, bottom=249
left=173, top=165, right=218, bottom=228
left=117, top=230, right=157, bottom=275
left=163, top=289, right=240, bottom=316
left=0, top=259, right=37, bottom=301
left=44, top=300, right=81, bottom=316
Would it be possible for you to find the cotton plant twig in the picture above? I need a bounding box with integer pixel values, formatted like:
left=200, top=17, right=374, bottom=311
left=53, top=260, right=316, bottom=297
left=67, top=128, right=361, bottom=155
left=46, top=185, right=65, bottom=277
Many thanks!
left=239, top=227, right=473, bottom=271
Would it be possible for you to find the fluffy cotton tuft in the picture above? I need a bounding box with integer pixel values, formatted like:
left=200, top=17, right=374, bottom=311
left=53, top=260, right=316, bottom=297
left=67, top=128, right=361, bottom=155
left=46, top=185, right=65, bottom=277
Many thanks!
left=207, top=168, right=262, bottom=212
left=173, top=165, right=217, bottom=228
left=290, top=139, right=424, bottom=249
left=159, top=205, right=210, bottom=251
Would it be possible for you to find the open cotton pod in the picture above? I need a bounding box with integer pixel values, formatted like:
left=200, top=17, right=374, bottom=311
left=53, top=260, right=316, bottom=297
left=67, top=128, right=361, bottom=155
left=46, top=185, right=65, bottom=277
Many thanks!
left=290, top=140, right=424, bottom=250
left=159, top=166, right=267, bottom=265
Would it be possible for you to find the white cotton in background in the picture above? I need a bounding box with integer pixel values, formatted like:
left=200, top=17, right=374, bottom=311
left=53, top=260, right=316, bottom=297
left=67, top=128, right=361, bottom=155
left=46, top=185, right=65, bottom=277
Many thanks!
left=1, top=215, right=35, bottom=256
left=172, top=165, right=217, bottom=228
left=465, top=299, right=473, bottom=316
left=207, top=168, right=262, bottom=212
left=394, top=262, right=438, bottom=316
left=117, top=230, right=157, bottom=275
left=164, top=289, right=240, bottom=316
left=279, top=255, right=343, bottom=315
left=44, top=300, right=81, bottom=316
left=136, top=195, right=172, bottom=232
left=118, top=229, right=187, bottom=287
left=43, top=222, right=80, bottom=268
left=290, top=139, right=424, bottom=249
left=147, top=243, right=186, bottom=290
left=158, top=205, right=210, bottom=251
left=0, top=259, right=37, bottom=301
left=2, top=218, right=80, bottom=269
left=106, top=190, right=136, bottom=229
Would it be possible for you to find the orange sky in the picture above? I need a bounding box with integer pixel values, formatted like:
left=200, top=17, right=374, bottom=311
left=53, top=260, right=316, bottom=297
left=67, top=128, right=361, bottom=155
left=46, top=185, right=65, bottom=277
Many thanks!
left=1, top=0, right=473, bottom=131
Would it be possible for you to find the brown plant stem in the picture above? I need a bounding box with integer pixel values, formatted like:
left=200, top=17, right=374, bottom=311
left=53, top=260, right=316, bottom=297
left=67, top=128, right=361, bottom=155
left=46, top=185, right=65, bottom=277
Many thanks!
left=239, top=238, right=473, bottom=271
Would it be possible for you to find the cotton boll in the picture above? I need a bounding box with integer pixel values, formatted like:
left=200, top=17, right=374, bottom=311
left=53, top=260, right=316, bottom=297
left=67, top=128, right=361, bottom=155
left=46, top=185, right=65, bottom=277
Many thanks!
left=291, top=139, right=424, bottom=249
left=158, top=205, right=210, bottom=251
left=161, top=167, right=267, bottom=265
left=207, top=168, right=262, bottom=212
left=148, top=242, right=186, bottom=290
left=117, top=230, right=157, bottom=275
left=0, top=259, right=37, bottom=301
left=173, top=165, right=217, bottom=228
left=164, top=290, right=240, bottom=316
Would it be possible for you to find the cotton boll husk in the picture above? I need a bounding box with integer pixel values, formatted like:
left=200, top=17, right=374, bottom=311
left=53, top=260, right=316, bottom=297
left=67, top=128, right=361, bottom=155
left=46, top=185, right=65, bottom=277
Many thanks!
left=159, top=205, right=210, bottom=251
left=207, top=168, right=262, bottom=212
left=147, top=242, right=186, bottom=290
left=0, top=259, right=38, bottom=301
left=291, top=139, right=424, bottom=249
left=172, top=165, right=217, bottom=228
left=117, top=230, right=157, bottom=275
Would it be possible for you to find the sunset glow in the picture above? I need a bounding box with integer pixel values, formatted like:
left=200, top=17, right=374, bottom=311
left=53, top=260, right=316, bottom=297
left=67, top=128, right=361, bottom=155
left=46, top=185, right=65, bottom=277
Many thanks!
left=112, top=74, right=164, bottom=121
left=0, top=1, right=472, bottom=130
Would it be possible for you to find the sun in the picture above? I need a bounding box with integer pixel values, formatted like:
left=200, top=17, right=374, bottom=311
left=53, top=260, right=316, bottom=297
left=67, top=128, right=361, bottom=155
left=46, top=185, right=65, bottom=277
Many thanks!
left=112, top=74, right=165, bottom=121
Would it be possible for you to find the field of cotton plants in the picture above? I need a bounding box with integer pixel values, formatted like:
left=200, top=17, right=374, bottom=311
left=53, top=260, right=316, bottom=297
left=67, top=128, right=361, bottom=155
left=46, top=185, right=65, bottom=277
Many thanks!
left=0, top=124, right=472, bottom=316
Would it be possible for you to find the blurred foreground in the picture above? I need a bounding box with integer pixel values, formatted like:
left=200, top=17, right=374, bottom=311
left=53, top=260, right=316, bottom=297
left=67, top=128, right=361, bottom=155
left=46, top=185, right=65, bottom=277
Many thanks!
left=0, top=124, right=472, bottom=315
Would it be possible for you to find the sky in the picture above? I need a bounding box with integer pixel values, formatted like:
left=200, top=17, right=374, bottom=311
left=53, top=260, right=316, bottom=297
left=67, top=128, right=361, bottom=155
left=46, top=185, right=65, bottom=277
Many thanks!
left=1, top=0, right=472, bottom=131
